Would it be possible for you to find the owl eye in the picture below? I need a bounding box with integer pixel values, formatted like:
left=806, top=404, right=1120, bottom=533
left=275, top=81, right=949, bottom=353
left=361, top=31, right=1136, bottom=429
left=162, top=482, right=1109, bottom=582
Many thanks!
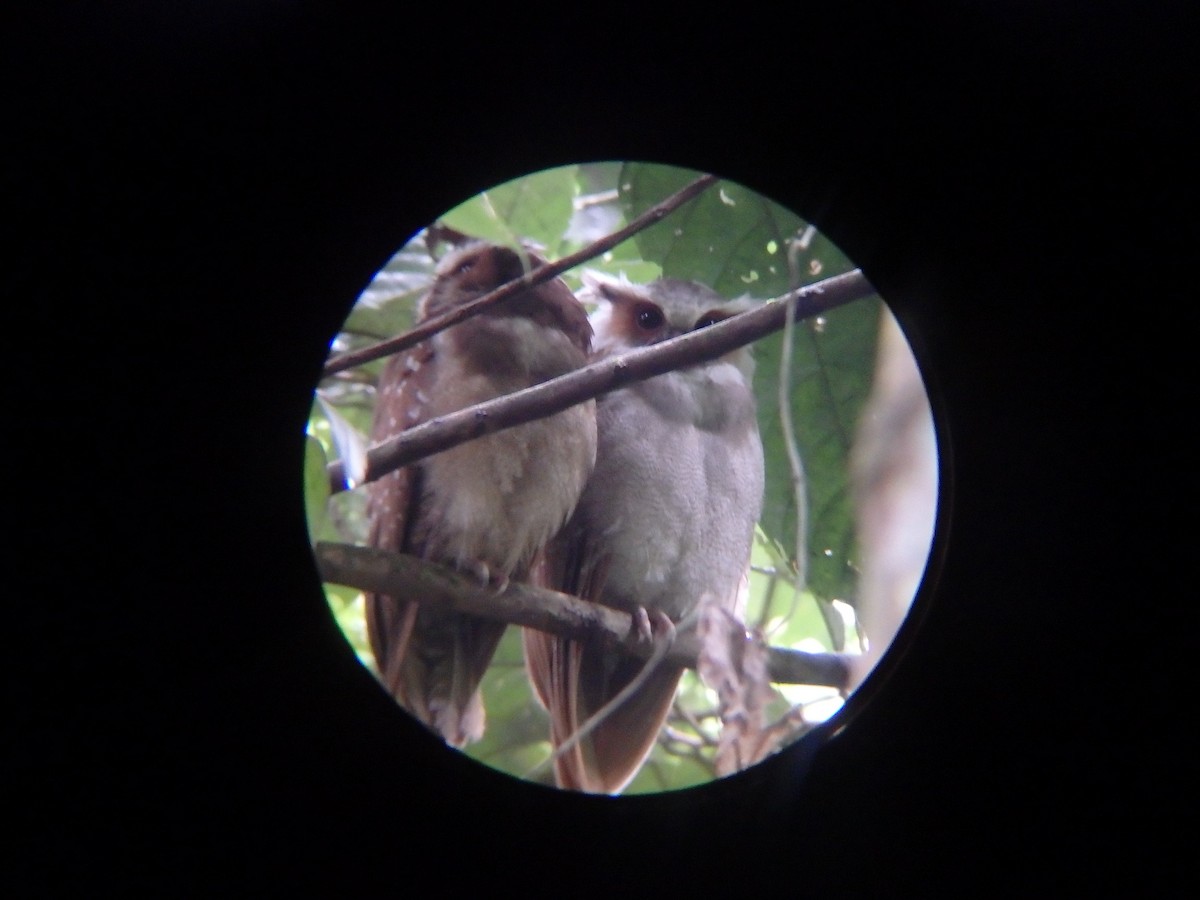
left=634, top=303, right=664, bottom=331
left=693, top=312, right=725, bottom=330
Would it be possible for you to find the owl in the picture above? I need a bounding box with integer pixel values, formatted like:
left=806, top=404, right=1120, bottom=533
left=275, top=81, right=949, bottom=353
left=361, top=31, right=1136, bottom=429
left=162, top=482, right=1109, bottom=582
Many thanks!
left=365, top=241, right=597, bottom=746
left=524, top=273, right=765, bottom=793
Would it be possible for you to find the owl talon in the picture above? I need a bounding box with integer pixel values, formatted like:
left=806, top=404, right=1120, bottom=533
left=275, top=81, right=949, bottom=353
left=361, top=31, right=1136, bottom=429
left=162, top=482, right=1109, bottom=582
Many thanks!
left=459, top=558, right=508, bottom=594
left=461, top=558, right=492, bottom=586
left=633, top=607, right=653, bottom=643
left=630, top=607, right=675, bottom=648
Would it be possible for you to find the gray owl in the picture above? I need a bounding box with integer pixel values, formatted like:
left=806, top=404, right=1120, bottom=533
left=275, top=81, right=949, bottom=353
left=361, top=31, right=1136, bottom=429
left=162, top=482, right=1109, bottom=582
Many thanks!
left=524, top=273, right=765, bottom=793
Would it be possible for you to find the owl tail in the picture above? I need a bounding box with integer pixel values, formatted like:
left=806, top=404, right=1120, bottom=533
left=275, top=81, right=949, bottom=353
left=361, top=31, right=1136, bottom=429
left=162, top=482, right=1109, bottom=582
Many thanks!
left=367, top=593, right=506, bottom=747
left=524, top=628, right=683, bottom=794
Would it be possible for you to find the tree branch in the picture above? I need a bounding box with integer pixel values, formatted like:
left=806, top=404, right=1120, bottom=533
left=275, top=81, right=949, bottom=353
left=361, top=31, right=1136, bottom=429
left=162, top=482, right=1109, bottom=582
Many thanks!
left=314, top=541, right=854, bottom=690
left=327, top=267, right=876, bottom=493
left=321, top=174, right=719, bottom=378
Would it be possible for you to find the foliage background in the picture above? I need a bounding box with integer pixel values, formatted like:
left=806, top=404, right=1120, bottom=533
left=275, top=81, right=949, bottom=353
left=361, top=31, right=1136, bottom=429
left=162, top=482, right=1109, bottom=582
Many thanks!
left=305, top=162, right=908, bottom=793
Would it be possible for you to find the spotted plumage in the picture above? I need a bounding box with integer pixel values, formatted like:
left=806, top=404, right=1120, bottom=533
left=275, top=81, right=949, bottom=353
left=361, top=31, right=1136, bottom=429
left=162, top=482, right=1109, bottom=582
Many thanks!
left=365, top=242, right=596, bottom=746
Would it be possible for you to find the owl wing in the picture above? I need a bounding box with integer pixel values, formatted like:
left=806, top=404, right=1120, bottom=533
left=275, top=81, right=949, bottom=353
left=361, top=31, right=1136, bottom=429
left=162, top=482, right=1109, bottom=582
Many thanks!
left=364, top=346, right=434, bottom=702
left=364, top=341, right=511, bottom=746
left=524, top=524, right=685, bottom=795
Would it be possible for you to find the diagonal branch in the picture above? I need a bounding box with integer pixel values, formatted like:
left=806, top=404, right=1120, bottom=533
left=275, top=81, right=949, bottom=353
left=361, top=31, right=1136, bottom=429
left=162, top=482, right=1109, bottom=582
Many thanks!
left=321, top=174, right=719, bottom=379
left=327, top=267, right=876, bottom=493
left=314, top=541, right=854, bottom=690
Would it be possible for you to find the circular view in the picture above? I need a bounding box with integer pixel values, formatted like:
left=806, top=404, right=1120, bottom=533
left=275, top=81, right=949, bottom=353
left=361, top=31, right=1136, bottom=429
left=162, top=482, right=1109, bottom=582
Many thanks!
left=304, top=162, right=939, bottom=795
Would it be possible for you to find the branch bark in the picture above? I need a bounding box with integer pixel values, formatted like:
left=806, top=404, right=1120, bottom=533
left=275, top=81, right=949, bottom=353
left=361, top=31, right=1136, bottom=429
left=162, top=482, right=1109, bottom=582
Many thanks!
left=314, top=541, right=854, bottom=690
left=321, top=174, right=719, bottom=378
left=327, top=267, right=876, bottom=493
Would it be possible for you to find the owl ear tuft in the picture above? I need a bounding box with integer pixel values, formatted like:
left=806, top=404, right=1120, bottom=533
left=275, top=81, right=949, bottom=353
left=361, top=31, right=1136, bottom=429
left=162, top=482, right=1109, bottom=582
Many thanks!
left=723, top=294, right=761, bottom=314
left=578, top=269, right=639, bottom=307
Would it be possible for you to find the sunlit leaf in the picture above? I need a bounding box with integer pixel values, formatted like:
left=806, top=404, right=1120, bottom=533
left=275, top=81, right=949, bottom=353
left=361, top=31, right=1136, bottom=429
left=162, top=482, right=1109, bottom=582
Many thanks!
left=440, top=166, right=578, bottom=252
left=304, top=434, right=328, bottom=544
left=317, top=393, right=368, bottom=488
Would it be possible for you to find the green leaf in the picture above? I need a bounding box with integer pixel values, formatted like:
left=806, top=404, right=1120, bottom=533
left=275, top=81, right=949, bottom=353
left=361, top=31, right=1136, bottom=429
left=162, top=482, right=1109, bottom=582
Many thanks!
left=440, top=166, right=578, bottom=252
left=327, top=587, right=372, bottom=663
left=340, top=240, right=432, bottom=339
left=304, top=434, right=329, bottom=545
left=620, top=162, right=827, bottom=296
left=755, top=298, right=881, bottom=604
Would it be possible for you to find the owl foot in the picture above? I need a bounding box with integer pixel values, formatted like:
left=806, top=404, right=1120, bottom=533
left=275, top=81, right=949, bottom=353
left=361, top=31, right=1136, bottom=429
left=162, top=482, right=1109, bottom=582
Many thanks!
left=458, top=558, right=509, bottom=595
left=630, top=607, right=676, bottom=651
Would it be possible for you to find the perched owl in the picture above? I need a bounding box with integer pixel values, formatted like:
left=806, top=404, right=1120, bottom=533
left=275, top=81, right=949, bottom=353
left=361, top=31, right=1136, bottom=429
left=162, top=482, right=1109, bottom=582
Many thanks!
left=524, top=273, right=765, bottom=793
left=365, top=241, right=597, bottom=746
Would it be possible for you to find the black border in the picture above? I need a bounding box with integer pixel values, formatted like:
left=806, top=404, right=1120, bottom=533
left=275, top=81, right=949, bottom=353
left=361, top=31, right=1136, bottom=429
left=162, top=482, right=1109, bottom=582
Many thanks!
left=13, top=4, right=1188, bottom=893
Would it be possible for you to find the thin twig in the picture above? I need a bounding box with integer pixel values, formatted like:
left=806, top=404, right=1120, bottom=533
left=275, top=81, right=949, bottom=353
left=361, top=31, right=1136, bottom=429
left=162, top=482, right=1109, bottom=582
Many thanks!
left=321, top=174, right=719, bottom=379
left=773, top=276, right=810, bottom=636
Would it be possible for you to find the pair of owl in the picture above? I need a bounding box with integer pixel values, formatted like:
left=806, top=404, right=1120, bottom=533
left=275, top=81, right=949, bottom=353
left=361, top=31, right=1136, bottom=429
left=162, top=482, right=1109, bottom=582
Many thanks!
left=364, top=240, right=765, bottom=794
